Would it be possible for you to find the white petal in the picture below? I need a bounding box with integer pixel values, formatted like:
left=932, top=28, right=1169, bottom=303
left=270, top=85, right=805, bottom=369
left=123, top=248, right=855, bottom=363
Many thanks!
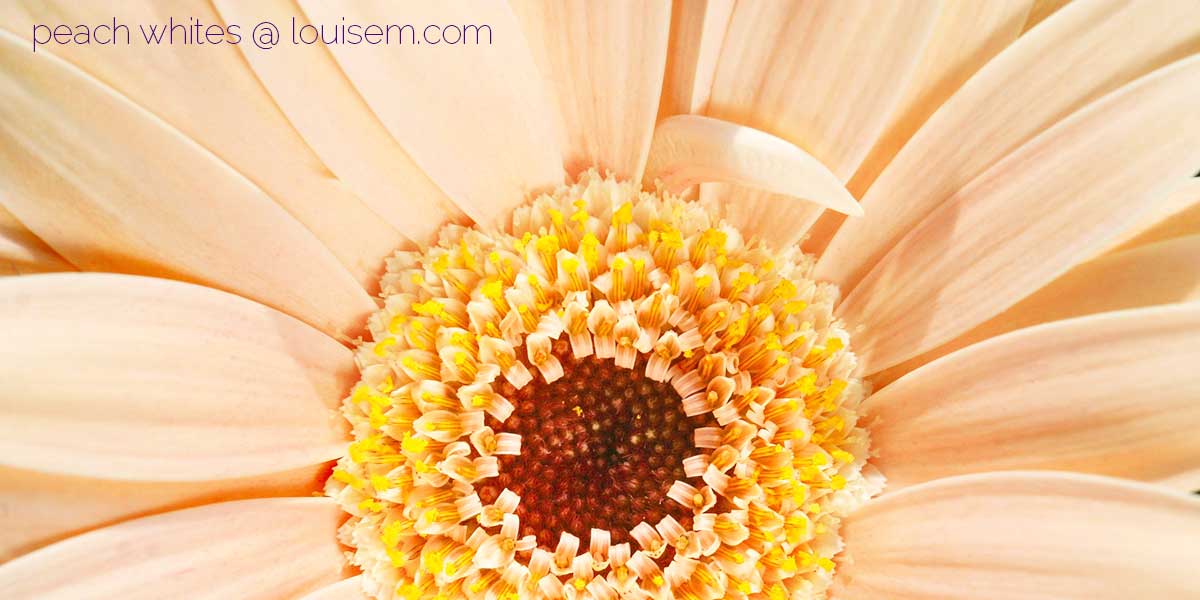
left=0, top=498, right=345, bottom=600
left=212, top=0, right=465, bottom=245
left=0, top=30, right=374, bottom=338
left=299, top=0, right=565, bottom=226
left=647, top=115, right=861, bottom=216
left=512, top=0, right=671, bottom=181
left=0, top=274, right=353, bottom=481
left=834, top=472, right=1200, bottom=599
left=819, top=0, right=1200, bottom=292
left=872, top=234, right=1200, bottom=389
left=865, top=304, right=1200, bottom=491
left=838, top=55, right=1200, bottom=373
left=0, top=2, right=408, bottom=290
left=0, top=463, right=329, bottom=563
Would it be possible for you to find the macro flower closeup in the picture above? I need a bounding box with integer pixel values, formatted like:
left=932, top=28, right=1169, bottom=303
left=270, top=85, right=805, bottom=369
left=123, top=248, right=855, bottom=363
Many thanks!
left=1, top=0, right=1199, bottom=599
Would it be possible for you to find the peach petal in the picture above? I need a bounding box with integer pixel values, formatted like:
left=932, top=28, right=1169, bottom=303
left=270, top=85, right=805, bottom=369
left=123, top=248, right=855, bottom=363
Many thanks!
left=657, top=0, right=734, bottom=117
left=847, top=0, right=1033, bottom=197
left=512, top=0, right=671, bottom=181
left=0, top=1, right=408, bottom=291
left=872, top=234, right=1200, bottom=388
left=865, top=304, right=1200, bottom=490
left=647, top=115, right=861, bottom=216
left=0, top=498, right=346, bottom=599
left=705, top=184, right=827, bottom=249
left=0, top=204, right=72, bottom=276
left=834, top=472, right=1200, bottom=599
left=0, top=462, right=330, bottom=563
left=212, top=0, right=465, bottom=246
left=819, top=0, right=1200, bottom=292
left=0, top=30, right=374, bottom=338
left=707, top=0, right=939, bottom=180
left=0, top=274, right=354, bottom=481
left=839, top=55, right=1200, bottom=373
left=1022, top=0, right=1073, bottom=32
left=298, top=577, right=368, bottom=600
left=1108, top=178, right=1200, bottom=253
left=299, top=0, right=565, bottom=227
left=701, top=0, right=937, bottom=250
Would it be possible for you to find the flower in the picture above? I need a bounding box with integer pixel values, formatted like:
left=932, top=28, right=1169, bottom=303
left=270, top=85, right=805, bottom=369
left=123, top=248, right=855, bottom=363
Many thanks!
left=1, top=2, right=1199, bottom=600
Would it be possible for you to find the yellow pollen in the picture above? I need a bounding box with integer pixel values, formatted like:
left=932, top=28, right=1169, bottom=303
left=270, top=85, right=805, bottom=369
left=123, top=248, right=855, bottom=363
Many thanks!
left=612, top=201, right=633, bottom=225
left=358, top=498, right=385, bottom=512
left=401, top=433, right=429, bottom=453
left=373, top=337, right=397, bottom=357
left=332, top=468, right=364, bottom=490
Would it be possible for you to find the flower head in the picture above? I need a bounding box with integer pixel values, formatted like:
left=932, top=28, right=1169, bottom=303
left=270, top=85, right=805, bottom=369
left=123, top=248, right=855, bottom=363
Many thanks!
left=328, top=173, right=876, bottom=599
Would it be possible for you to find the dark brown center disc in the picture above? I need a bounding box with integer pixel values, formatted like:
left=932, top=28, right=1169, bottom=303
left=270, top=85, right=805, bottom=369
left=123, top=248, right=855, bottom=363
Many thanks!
left=476, top=342, right=708, bottom=548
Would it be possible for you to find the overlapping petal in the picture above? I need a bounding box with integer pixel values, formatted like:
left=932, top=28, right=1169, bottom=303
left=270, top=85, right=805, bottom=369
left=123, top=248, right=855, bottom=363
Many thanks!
left=865, top=304, right=1200, bottom=490
left=838, top=55, right=1200, bottom=373
left=299, top=0, right=564, bottom=226
left=0, top=30, right=375, bottom=337
left=1109, top=178, right=1200, bottom=252
left=1023, top=0, right=1073, bottom=32
left=0, top=0, right=408, bottom=290
left=0, top=274, right=354, bottom=481
left=706, top=0, right=939, bottom=179
left=847, top=1, right=1033, bottom=196
left=212, top=0, right=465, bottom=246
left=0, top=463, right=329, bottom=563
left=819, top=0, right=1200, bottom=292
left=700, top=0, right=939, bottom=249
left=873, top=234, right=1200, bottom=387
left=657, top=0, right=733, bottom=117
left=0, top=498, right=346, bottom=599
left=0, top=205, right=71, bottom=276
left=834, top=472, right=1200, bottom=599
left=512, top=0, right=671, bottom=181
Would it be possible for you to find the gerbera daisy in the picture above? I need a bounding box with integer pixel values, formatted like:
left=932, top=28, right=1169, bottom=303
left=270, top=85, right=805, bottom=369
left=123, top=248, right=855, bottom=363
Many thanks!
left=1, top=1, right=1198, bottom=599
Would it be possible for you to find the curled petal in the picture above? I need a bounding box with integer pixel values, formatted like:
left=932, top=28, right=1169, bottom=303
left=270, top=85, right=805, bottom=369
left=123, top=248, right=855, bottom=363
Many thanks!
left=646, top=115, right=862, bottom=216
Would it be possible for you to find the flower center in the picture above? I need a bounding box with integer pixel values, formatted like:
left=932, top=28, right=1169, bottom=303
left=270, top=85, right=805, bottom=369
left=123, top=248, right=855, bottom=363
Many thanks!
left=326, top=171, right=877, bottom=600
left=478, top=344, right=709, bottom=548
